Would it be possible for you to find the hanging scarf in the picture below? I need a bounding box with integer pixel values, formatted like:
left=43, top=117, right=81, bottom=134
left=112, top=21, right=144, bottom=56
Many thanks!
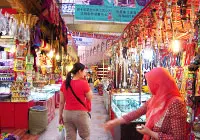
left=144, top=67, right=184, bottom=140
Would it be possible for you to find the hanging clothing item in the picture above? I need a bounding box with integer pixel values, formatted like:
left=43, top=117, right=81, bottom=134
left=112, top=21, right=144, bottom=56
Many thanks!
left=184, top=43, right=196, bottom=65
left=32, top=24, right=41, bottom=48
left=144, top=67, right=184, bottom=139
left=40, top=0, right=59, bottom=25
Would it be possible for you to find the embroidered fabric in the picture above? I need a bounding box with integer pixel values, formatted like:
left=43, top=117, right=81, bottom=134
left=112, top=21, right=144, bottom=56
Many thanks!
left=155, top=110, right=168, bottom=128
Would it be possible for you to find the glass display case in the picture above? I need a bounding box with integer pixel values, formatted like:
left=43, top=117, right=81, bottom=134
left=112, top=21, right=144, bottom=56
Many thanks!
left=103, top=90, right=110, bottom=112
left=30, top=84, right=61, bottom=101
left=111, top=93, right=151, bottom=122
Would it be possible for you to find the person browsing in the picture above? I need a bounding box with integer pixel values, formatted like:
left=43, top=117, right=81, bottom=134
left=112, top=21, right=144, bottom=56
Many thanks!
left=59, top=63, right=93, bottom=140
left=104, top=67, right=187, bottom=140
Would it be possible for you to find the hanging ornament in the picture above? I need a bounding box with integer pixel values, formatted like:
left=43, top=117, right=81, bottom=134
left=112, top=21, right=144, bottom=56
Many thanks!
left=177, top=0, right=188, bottom=20
left=165, top=0, right=172, bottom=30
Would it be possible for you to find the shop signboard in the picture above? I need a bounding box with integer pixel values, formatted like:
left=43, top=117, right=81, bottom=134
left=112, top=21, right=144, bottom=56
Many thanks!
left=75, top=0, right=148, bottom=23
left=59, top=0, right=75, bottom=15
left=73, top=36, right=93, bottom=46
left=60, top=3, right=75, bottom=15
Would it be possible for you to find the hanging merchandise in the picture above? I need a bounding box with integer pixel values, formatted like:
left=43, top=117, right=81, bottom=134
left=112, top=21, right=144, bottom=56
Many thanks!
left=105, top=0, right=200, bottom=139
left=184, top=43, right=196, bottom=65
left=32, top=23, right=42, bottom=49
left=186, top=71, right=196, bottom=96
left=40, top=40, right=51, bottom=52
left=14, top=42, right=27, bottom=72
left=180, top=66, right=188, bottom=96
left=195, top=69, right=200, bottom=96
left=26, top=47, right=34, bottom=87
left=196, top=10, right=200, bottom=49
left=40, top=0, right=60, bottom=25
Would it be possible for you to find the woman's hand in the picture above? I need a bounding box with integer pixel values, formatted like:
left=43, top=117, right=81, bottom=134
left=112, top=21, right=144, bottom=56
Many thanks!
left=136, top=124, right=151, bottom=135
left=104, top=120, right=117, bottom=131
left=136, top=124, right=158, bottom=139
left=104, top=118, right=125, bottom=131
left=59, top=115, right=64, bottom=124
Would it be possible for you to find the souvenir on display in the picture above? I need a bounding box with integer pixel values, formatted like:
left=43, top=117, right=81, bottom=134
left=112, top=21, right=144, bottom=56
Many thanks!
left=26, top=54, right=34, bottom=64
left=165, top=0, right=172, bottom=30
left=177, top=0, right=188, bottom=20
left=16, top=44, right=27, bottom=58
left=186, top=72, right=195, bottom=95
left=180, top=67, right=188, bottom=96
left=175, top=67, right=184, bottom=89
left=11, top=81, right=30, bottom=102
left=14, top=59, right=25, bottom=72
left=32, top=23, right=41, bottom=48
left=18, top=23, right=25, bottom=41
left=184, top=43, right=196, bottom=65
left=195, top=69, right=200, bottom=96
left=8, top=16, right=17, bottom=37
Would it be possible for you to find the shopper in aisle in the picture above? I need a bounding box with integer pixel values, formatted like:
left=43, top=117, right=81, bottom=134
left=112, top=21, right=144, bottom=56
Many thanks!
left=104, top=67, right=187, bottom=140
left=59, top=62, right=93, bottom=140
left=87, top=73, right=93, bottom=84
left=93, top=77, right=102, bottom=93
left=94, top=77, right=102, bottom=88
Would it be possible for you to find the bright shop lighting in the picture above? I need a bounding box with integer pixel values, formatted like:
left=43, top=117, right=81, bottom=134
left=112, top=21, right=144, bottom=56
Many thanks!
left=172, top=40, right=180, bottom=53
left=143, top=48, right=153, bottom=61
left=108, top=66, right=111, bottom=70
left=56, top=54, right=60, bottom=60
left=66, top=65, right=73, bottom=72
left=48, top=50, right=54, bottom=58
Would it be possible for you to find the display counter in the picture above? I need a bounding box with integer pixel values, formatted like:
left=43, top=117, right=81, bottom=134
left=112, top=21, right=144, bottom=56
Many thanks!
left=0, top=84, right=61, bottom=129
left=44, top=84, right=61, bottom=108
left=0, top=100, right=34, bottom=129
left=103, top=90, right=110, bottom=113
left=30, top=84, right=61, bottom=123
left=110, top=93, right=151, bottom=140
left=35, top=94, right=55, bottom=124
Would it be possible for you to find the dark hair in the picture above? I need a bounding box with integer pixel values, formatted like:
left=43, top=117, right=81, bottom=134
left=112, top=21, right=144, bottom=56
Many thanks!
left=66, top=63, right=85, bottom=89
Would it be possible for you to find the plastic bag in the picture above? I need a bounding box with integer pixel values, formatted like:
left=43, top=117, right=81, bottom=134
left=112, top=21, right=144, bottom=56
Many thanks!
left=57, top=125, right=66, bottom=140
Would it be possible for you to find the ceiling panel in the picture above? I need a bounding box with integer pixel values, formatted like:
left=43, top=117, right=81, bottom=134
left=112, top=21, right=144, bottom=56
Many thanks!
left=62, top=15, right=126, bottom=33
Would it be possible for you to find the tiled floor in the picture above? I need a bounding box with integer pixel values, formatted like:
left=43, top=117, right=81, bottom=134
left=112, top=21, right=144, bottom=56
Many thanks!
left=39, top=94, right=112, bottom=140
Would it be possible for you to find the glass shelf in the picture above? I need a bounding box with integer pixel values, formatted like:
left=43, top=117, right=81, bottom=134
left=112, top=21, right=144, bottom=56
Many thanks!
left=111, top=93, right=151, bottom=122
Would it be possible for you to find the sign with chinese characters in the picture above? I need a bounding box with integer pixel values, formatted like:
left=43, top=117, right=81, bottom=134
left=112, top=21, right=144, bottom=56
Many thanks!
left=74, top=0, right=146, bottom=22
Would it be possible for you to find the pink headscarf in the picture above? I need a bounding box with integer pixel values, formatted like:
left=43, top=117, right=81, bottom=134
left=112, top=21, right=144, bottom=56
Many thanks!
left=144, top=67, right=183, bottom=140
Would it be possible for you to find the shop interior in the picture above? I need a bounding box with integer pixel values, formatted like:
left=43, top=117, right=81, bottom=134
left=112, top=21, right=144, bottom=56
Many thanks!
left=0, top=0, right=199, bottom=139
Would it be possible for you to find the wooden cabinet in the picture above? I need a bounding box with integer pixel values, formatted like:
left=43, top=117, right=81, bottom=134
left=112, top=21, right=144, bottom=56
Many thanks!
left=0, top=101, right=34, bottom=129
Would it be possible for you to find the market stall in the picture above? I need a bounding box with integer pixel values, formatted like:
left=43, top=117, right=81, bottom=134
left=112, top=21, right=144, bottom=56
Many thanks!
left=0, top=0, right=68, bottom=133
left=106, top=0, right=200, bottom=139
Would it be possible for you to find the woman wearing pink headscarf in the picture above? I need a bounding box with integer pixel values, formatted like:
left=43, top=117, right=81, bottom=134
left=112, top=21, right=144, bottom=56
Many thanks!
left=104, top=67, right=187, bottom=140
